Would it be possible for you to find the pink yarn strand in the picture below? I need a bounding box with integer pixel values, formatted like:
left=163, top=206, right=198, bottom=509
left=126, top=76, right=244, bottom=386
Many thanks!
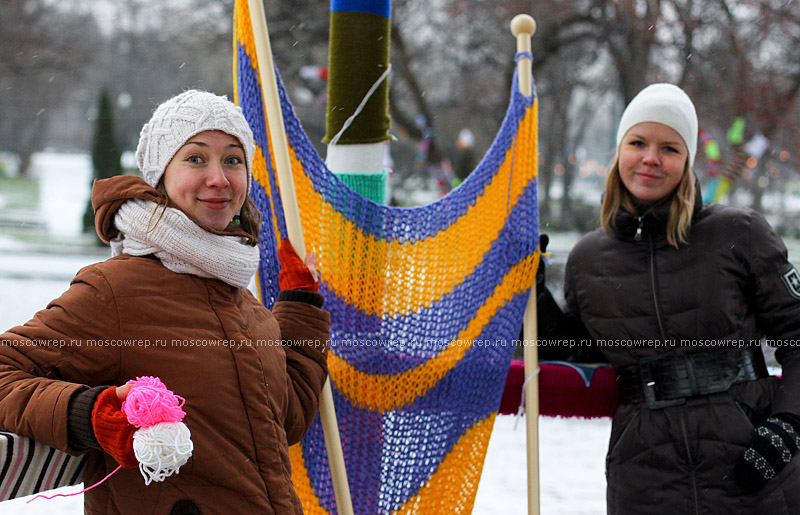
left=26, top=465, right=122, bottom=503
left=28, top=376, right=190, bottom=503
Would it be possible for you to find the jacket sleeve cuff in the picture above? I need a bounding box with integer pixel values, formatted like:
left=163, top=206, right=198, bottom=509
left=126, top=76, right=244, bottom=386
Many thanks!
left=771, top=347, right=800, bottom=415
left=67, top=385, right=110, bottom=452
left=278, top=289, right=325, bottom=308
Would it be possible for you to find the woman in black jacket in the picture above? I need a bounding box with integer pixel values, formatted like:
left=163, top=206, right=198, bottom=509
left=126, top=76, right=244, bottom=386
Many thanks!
left=541, top=83, right=800, bottom=514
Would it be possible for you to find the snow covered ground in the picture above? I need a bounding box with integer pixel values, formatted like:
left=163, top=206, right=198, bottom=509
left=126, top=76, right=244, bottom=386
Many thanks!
left=7, top=150, right=800, bottom=513
left=35, top=153, right=92, bottom=240
left=8, top=150, right=800, bottom=513
left=0, top=249, right=611, bottom=514
left=0, top=151, right=612, bottom=513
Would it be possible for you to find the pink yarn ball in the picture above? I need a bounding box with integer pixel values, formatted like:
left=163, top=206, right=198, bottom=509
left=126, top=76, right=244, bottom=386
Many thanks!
left=121, top=376, right=186, bottom=428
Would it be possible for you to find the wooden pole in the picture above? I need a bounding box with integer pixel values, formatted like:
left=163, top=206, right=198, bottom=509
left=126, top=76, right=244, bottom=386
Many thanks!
left=510, top=13, right=540, bottom=515
left=246, top=1, right=354, bottom=514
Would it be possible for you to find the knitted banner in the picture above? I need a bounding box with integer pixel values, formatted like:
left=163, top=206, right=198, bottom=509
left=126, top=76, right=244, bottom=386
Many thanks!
left=234, top=1, right=538, bottom=513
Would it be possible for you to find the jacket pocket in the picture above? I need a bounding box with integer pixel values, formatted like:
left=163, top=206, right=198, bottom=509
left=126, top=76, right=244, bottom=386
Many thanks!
left=170, top=499, right=201, bottom=515
left=733, top=400, right=756, bottom=429
left=606, top=406, right=640, bottom=472
left=730, top=376, right=779, bottom=426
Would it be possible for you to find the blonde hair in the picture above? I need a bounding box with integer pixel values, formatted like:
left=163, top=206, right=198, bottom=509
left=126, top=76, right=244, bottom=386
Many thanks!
left=600, top=156, right=696, bottom=248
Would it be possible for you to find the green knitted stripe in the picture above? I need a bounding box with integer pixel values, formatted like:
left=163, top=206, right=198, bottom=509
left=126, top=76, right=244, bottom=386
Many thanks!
left=324, top=11, right=391, bottom=145
left=335, top=171, right=388, bottom=204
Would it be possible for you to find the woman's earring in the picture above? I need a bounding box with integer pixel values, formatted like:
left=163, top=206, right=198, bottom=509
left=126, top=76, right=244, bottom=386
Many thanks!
left=233, top=212, right=242, bottom=225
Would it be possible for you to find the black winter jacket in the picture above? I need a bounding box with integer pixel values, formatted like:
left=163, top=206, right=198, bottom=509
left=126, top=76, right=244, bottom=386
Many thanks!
left=562, top=196, right=800, bottom=514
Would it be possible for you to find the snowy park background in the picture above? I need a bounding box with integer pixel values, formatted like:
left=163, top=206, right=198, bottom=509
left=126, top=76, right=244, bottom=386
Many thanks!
left=2, top=151, right=798, bottom=513
left=2, top=0, right=798, bottom=511
left=0, top=152, right=613, bottom=513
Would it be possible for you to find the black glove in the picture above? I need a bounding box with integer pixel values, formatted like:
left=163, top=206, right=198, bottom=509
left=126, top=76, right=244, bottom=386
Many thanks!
left=536, top=234, right=549, bottom=300
left=735, top=413, right=800, bottom=492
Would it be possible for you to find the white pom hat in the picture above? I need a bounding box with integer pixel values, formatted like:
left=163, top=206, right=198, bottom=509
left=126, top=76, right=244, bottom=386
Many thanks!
left=135, top=90, right=255, bottom=190
left=615, top=83, right=698, bottom=166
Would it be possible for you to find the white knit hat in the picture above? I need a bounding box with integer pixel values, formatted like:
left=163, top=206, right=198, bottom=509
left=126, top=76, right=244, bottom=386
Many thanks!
left=615, top=83, right=698, bottom=166
left=135, top=90, right=255, bottom=189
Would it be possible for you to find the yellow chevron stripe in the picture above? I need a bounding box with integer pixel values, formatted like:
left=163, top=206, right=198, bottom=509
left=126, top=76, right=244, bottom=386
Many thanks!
left=235, top=0, right=284, bottom=251
left=328, top=254, right=537, bottom=412
left=234, top=1, right=257, bottom=69
left=249, top=147, right=281, bottom=249
left=289, top=443, right=329, bottom=515
left=238, top=0, right=538, bottom=319
left=285, top=104, right=538, bottom=318
left=393, top=415, right=497, bottom=514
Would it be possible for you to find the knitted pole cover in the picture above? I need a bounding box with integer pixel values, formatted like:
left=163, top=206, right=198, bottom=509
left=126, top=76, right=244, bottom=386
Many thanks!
left=235, top=2, right=539, bottom=513
left=323, top=0, right=391, bottom=145
left=335, top=171, right=388, bottom=205
left=325, top=1, right=391, bottom=205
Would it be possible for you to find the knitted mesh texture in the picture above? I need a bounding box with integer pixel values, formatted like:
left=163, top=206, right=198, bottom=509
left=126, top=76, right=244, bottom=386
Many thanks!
left=235, top=2, right=538, bottom=513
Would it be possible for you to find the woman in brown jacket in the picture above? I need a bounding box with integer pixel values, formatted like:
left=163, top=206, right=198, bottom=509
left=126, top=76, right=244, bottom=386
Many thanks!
left=0, top=90, right=329, bottom=514
left=539, top=84, right=800, bottom=513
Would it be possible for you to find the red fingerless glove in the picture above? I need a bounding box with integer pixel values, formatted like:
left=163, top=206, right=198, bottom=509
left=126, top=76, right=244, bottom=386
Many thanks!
left=91, top=387, right=138, bottom=469
left=278, top=238, right=318, bottom=292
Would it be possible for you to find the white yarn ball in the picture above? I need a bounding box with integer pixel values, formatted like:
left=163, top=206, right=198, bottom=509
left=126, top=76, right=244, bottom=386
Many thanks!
left=132, top=421, right=193, bottom=485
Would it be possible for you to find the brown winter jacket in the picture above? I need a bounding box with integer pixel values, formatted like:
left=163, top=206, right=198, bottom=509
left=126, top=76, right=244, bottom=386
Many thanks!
left=0, top=177, right=330, bottom=514
left=565, top=194, right=800, bottom=514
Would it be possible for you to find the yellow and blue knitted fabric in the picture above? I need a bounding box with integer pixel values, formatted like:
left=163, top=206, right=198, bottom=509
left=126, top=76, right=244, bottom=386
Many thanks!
left=234, top=2, right=539, bottom=512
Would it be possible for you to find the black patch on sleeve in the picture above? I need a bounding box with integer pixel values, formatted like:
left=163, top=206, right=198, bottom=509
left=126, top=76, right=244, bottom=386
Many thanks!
left=782, top=268, right=800, bottom=300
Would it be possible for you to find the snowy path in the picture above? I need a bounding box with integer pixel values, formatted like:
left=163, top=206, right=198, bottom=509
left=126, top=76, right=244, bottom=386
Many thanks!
left=0, top=253, right=610, bottom=514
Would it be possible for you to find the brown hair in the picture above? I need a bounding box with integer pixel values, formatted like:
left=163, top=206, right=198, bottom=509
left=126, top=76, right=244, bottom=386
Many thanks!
left=600, top=156, right=696, bottom=248
left=235, top=195, right=263, bottom=244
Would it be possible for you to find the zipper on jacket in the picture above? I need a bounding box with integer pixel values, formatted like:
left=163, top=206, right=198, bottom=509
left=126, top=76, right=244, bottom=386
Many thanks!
left=634, top=216, right=643, bottom=241
left=679, top=410, right=701, bottom=514
left=648, top=235, right=668, bottom=342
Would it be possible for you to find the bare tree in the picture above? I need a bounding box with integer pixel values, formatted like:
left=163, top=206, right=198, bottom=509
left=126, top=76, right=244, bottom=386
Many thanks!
left=3, top=0, right=797, bottom=225
left=0, top=1, right=99, bottom=175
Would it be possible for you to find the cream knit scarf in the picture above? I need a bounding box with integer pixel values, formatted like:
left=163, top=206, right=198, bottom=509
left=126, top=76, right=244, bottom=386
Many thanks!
left=111, top=198, right=259, bottom=289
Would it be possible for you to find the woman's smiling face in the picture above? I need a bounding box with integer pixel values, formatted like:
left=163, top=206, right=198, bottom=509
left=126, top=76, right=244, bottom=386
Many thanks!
left=618, top=122, right=689, bottom=204
left=163, top=130, right=247, bottom=230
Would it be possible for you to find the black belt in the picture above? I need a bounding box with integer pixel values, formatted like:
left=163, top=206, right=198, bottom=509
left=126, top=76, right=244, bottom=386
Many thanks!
left=617, top=347, right=766, bottom=409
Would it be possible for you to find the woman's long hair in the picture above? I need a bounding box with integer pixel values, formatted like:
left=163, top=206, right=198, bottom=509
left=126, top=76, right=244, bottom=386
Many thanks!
left=600, top=156, right=696, bottom=249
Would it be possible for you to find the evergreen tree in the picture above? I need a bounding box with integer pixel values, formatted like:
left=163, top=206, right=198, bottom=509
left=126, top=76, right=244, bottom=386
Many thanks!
left=83, top=88, right=122, bottom=240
